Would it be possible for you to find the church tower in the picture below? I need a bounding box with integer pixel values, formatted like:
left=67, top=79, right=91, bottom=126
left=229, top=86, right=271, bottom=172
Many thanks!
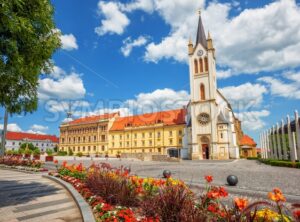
left=188, top=13, right=219, bottom=160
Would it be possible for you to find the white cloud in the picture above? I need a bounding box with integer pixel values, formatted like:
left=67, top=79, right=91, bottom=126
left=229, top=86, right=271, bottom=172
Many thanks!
left=220, top=83, right=267, bottom=110
left=121, top=36, right=149, bottom=57
left=77, top=108, right=132, bottom=118
left=217, top=69, right=233, bottom=79
left=26, top=124, right=49, bottom=135
left=29, top=124, right=48, bottom=132
left=121, top=0, right=154, bottom=13
left=237, top=110, right=270, bottom=131
left=124, top=88, right=189, bottom=113
left=95, top=1, right=130, bottom=36
left=117, top=0, right=300, bottom=75
left=45, top=100, right=90, bottom=113
left=0, top=123, right=22, bottom=132
left=258, top=72, right=300, bottom=99
left=49, top=66, right=66, bottom=79
left=60, top=34, right=78, bottom=51
left=38, top=68, right=86, bottom=101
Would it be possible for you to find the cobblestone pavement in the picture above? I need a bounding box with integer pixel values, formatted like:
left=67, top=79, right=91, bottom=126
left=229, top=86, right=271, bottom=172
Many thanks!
left=48, top=158, right=300, bottom=202
left=0, top=169, right=82, bottom=222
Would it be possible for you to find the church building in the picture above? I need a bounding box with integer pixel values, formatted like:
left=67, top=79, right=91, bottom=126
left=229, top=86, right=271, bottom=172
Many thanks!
left=184, top=13, right=240, bottom=160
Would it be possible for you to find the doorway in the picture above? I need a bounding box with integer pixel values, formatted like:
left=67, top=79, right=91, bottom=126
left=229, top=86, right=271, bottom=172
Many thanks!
left=202, top=144, right=209, bottom=159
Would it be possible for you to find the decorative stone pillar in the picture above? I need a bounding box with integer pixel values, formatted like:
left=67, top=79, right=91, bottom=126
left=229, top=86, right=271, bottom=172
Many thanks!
left=287, top=115, right=296, bottom=162
left=293, top=132, right=298, bottom=161
left=272, top=126, right=278, bottom=159
left=281, top=119, right=288, bottom=160
left=295, top=110, right=300, bottom=160
left=264, top=131, right=269, bottom=159
left=276, top=123, right=282, bottom=160
left=268, top=129, right=274, bottom=159
left=260, top=133, right=264, bottom=159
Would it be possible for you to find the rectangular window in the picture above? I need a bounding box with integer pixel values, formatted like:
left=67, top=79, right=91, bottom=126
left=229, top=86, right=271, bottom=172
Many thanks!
left=102, top=146, right=105, bottom=151
left=142, top=133, right=145, bottom=138
left=179, top=139, right=182, bottom=144
left=169, top=139, right=173, bottom=145
left=134, top=134, right=137, bottom=139
left=94, top=146, right=96, bottom=151
left=149, top=132, right=152, bottom=137
left=179, top=130, right=182, bottom=136
left=157, top=132, right=161, bottom=138
left=169, top=131, right=172, bottom=137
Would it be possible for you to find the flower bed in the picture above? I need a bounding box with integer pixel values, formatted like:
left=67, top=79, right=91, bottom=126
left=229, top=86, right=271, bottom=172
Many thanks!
left=0, top=155, right=47, bottom=172
left=53, top=162, right=300, bottom=222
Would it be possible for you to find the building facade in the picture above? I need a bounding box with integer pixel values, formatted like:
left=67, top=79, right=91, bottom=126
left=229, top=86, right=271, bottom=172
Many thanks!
left=109, top=109, right=186, bottom=157
left=185, top=14, right=240, bottom=160
left=59, top=113, right=118, bottom=154
left=240, top=135, right=257, bottom=158
left=0, top=131, right=59, bottom=152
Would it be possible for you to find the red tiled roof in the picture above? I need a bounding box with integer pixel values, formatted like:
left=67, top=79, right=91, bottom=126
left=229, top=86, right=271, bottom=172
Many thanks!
left=110, top=109, right=186, bottom=131
left=6, top=131, right=59, bottom=143
left=69, top=113, right=118, bottom=125
left=240, top=135, right=257, bottom=146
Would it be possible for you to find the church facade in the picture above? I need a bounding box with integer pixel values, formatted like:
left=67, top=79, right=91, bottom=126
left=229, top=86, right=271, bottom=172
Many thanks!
left=184, top=14, right=240, bottom=160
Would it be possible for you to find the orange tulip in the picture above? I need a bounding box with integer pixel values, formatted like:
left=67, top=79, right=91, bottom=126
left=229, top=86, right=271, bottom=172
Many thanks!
left=205, top=175, right=213, bottom=183
left=234, top=197, right=248, bottom=211
left=268, top=188, right=286, bottom=202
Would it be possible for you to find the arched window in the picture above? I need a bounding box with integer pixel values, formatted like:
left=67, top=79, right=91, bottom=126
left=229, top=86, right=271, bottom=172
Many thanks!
left=200, top=84, right=205, bottom=100
left=199, top=58, right=204, bottom=73
left=204, top=57, right=208, bottom=72
left=194, top=59, right=198, bottom=74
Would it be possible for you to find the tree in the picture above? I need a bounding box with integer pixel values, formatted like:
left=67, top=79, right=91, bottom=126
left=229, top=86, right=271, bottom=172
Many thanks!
left=0, top=0, right=61, bottom=156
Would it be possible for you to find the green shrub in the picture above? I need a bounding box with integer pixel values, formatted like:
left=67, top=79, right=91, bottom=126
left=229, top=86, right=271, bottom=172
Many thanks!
left=57, top=150, right=68, bottom=156
left=247, top=157, right=258, bottom=160
left=33, top=149, right=41, bottom=155
left=259, top=159, right=300, bottom=168
left=68, top=148, right=74, bottom=156
left=24, top=149, right=32, bottom=155
left=46, top=148, right=53, bottom=156
left=5, top=150, right=13, bottom=155
left=77, top=152, right=83, bottom=157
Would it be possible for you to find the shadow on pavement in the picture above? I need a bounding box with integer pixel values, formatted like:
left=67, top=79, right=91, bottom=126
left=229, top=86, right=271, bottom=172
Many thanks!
left=0, top=180, right=60, bottom=207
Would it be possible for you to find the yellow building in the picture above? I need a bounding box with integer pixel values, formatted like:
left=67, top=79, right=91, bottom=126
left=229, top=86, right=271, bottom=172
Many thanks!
left=59, top=113, right=118, bottom=155
left=108, top=109, right=186, bottom=157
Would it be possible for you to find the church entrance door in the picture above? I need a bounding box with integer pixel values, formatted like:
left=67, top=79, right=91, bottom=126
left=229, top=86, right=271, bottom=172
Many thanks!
left=202, top=144, right=209, bottom=159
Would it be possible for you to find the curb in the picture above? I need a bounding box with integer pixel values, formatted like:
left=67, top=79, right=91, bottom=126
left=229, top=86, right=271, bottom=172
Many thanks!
left=0, top=166, right=43, bottom=174
left=43, top=175, right=95, bottom=222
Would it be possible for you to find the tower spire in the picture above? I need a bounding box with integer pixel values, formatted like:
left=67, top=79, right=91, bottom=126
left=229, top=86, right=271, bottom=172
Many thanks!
left=195, top=9, right=207, bottom=49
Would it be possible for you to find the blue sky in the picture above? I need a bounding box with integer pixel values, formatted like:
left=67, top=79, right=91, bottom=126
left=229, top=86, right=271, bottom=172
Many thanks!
left=1, top=0, right=300, bottom=145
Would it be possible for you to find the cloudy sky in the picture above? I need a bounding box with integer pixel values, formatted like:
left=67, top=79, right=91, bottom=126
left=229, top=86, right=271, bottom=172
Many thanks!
left=1, top=0, right=300, bottom=144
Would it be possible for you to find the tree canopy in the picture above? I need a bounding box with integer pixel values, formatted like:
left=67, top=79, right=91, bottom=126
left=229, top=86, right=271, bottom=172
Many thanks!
left=0, top=0, right=61, bottom=114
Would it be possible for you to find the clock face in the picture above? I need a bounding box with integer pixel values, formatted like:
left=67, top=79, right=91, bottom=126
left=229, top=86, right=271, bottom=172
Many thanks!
left=197, top=113, right=210, bottom=125
left=197, top=50, right=203, bottom=56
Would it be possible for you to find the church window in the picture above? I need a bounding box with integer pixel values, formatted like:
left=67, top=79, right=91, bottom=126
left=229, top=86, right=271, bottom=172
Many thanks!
left=194, top=59, right=198, bottom=73
left=200, top=84, right=205, bottom=100
left=199, top=58, right=204, bottom=73
left=204, top=57, right=209, bottom=72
